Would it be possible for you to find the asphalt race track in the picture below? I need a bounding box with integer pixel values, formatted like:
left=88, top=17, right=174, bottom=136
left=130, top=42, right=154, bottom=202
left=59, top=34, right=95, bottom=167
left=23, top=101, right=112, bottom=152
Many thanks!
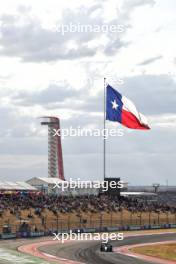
left=40, top=233, right=176, bottom=264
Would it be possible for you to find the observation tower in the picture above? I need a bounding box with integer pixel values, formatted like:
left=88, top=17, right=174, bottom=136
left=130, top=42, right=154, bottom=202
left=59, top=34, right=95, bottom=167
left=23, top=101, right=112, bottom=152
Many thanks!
left=40, top=116, right=65, bottom=180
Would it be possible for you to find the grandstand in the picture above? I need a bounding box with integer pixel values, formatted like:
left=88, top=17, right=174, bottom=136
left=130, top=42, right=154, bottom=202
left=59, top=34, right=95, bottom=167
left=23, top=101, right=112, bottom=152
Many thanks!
left=0, top=190, right=176, bottom=237
left=0, top=179, right=176, bottom=239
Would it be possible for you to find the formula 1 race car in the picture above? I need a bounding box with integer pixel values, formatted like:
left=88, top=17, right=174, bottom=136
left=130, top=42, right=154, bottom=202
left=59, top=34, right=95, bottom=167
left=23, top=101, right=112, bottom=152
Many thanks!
left=100, top=242, right=113, bottom=252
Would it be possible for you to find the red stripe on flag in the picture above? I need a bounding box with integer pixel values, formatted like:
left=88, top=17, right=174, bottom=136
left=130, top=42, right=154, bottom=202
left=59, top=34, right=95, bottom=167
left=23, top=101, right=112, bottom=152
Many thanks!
left=122, top=109, right=150, bottom=130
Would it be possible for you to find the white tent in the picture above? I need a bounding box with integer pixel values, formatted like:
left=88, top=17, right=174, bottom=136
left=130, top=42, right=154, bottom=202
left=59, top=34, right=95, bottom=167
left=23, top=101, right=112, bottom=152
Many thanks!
left=0, top=181, right=37, bottom=191
left=26, top=177, right=64, bottom=194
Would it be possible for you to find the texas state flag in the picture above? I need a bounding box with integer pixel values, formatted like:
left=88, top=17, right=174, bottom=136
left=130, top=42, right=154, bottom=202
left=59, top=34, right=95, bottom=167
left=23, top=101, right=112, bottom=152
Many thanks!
left=106, top=84, right=150, bottom=130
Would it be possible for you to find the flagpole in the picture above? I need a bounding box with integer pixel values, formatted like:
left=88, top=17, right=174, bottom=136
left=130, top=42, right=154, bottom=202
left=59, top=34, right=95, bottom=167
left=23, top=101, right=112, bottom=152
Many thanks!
left=103, top=77, right=106, bottom=181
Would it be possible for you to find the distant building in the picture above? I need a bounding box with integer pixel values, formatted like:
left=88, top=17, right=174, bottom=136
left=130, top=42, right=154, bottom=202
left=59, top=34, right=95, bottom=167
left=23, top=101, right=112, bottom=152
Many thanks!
left=127, top=185, right=176, bottom=193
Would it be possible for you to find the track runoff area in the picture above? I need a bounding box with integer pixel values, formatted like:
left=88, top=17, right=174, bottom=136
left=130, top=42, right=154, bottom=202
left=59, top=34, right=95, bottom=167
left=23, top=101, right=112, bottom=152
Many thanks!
left=0, top=229, right=173, bottom=264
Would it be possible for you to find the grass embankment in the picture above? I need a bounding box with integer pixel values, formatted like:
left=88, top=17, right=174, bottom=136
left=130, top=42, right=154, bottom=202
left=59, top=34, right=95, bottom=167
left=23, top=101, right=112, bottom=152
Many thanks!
left=132, top=243, right=176, bottom=261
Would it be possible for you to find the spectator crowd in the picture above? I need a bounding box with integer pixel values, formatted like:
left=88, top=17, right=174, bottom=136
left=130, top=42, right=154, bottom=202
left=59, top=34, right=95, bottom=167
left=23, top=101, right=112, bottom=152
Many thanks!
left=0, top=191, right=175, bottom=219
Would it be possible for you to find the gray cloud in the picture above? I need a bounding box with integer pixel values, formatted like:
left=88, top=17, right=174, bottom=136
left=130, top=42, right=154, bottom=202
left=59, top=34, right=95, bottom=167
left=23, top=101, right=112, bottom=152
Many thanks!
left=0, top=0, right=157, bottom=62
left=122, top=74, right=176, bottom=115
left=11, top=82, right=83, bottom=106
left=122, top=0, right=155, bottom=11
left=138, top=55, right=162, bottom=66
left=0, top=4, right=126, bottom=62
left=0, top=104, right=40, bottom=138
left=5, top=73, right=176, bottom=117
left=1, top=126, right=176, bottom=185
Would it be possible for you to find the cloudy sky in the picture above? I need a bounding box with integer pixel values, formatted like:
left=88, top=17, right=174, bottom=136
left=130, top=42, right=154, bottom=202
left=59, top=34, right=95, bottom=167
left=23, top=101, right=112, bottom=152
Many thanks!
left=0, top=0, right=176, bottom=185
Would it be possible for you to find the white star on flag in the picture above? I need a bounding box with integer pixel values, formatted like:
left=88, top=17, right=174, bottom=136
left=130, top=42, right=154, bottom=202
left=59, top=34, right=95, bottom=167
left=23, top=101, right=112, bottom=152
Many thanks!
left=111, top=99, right=118, bottom=110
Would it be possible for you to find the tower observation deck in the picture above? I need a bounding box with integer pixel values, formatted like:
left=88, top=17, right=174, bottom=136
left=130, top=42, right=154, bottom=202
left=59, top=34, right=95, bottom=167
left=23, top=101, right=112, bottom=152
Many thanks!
left=41, top=116, right=65, bottom=180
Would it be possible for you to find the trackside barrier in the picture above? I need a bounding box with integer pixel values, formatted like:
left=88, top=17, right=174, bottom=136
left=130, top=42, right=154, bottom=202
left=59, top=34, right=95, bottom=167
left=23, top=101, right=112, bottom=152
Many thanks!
left=17, top=231, right=30, bottom=238
left=30, top=231, right=45, bottom=237
left=170, top=224, right=176, bottom=228
left=54, top=229, right=69, bottom=234
left=128, top=226, right=142, bottom=231
left=150, top=224, right=163, bottom=229
left=83, top=228, right=96, bottom=233
left=71, top=228, right=84, bottom=233
left=106, top=227, right=121, bottom=232
left=144, top=225, right=150, bottom=229
left=0, top=223, right=176, bottom=239
left=0, top=233, right=17, bottom=239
